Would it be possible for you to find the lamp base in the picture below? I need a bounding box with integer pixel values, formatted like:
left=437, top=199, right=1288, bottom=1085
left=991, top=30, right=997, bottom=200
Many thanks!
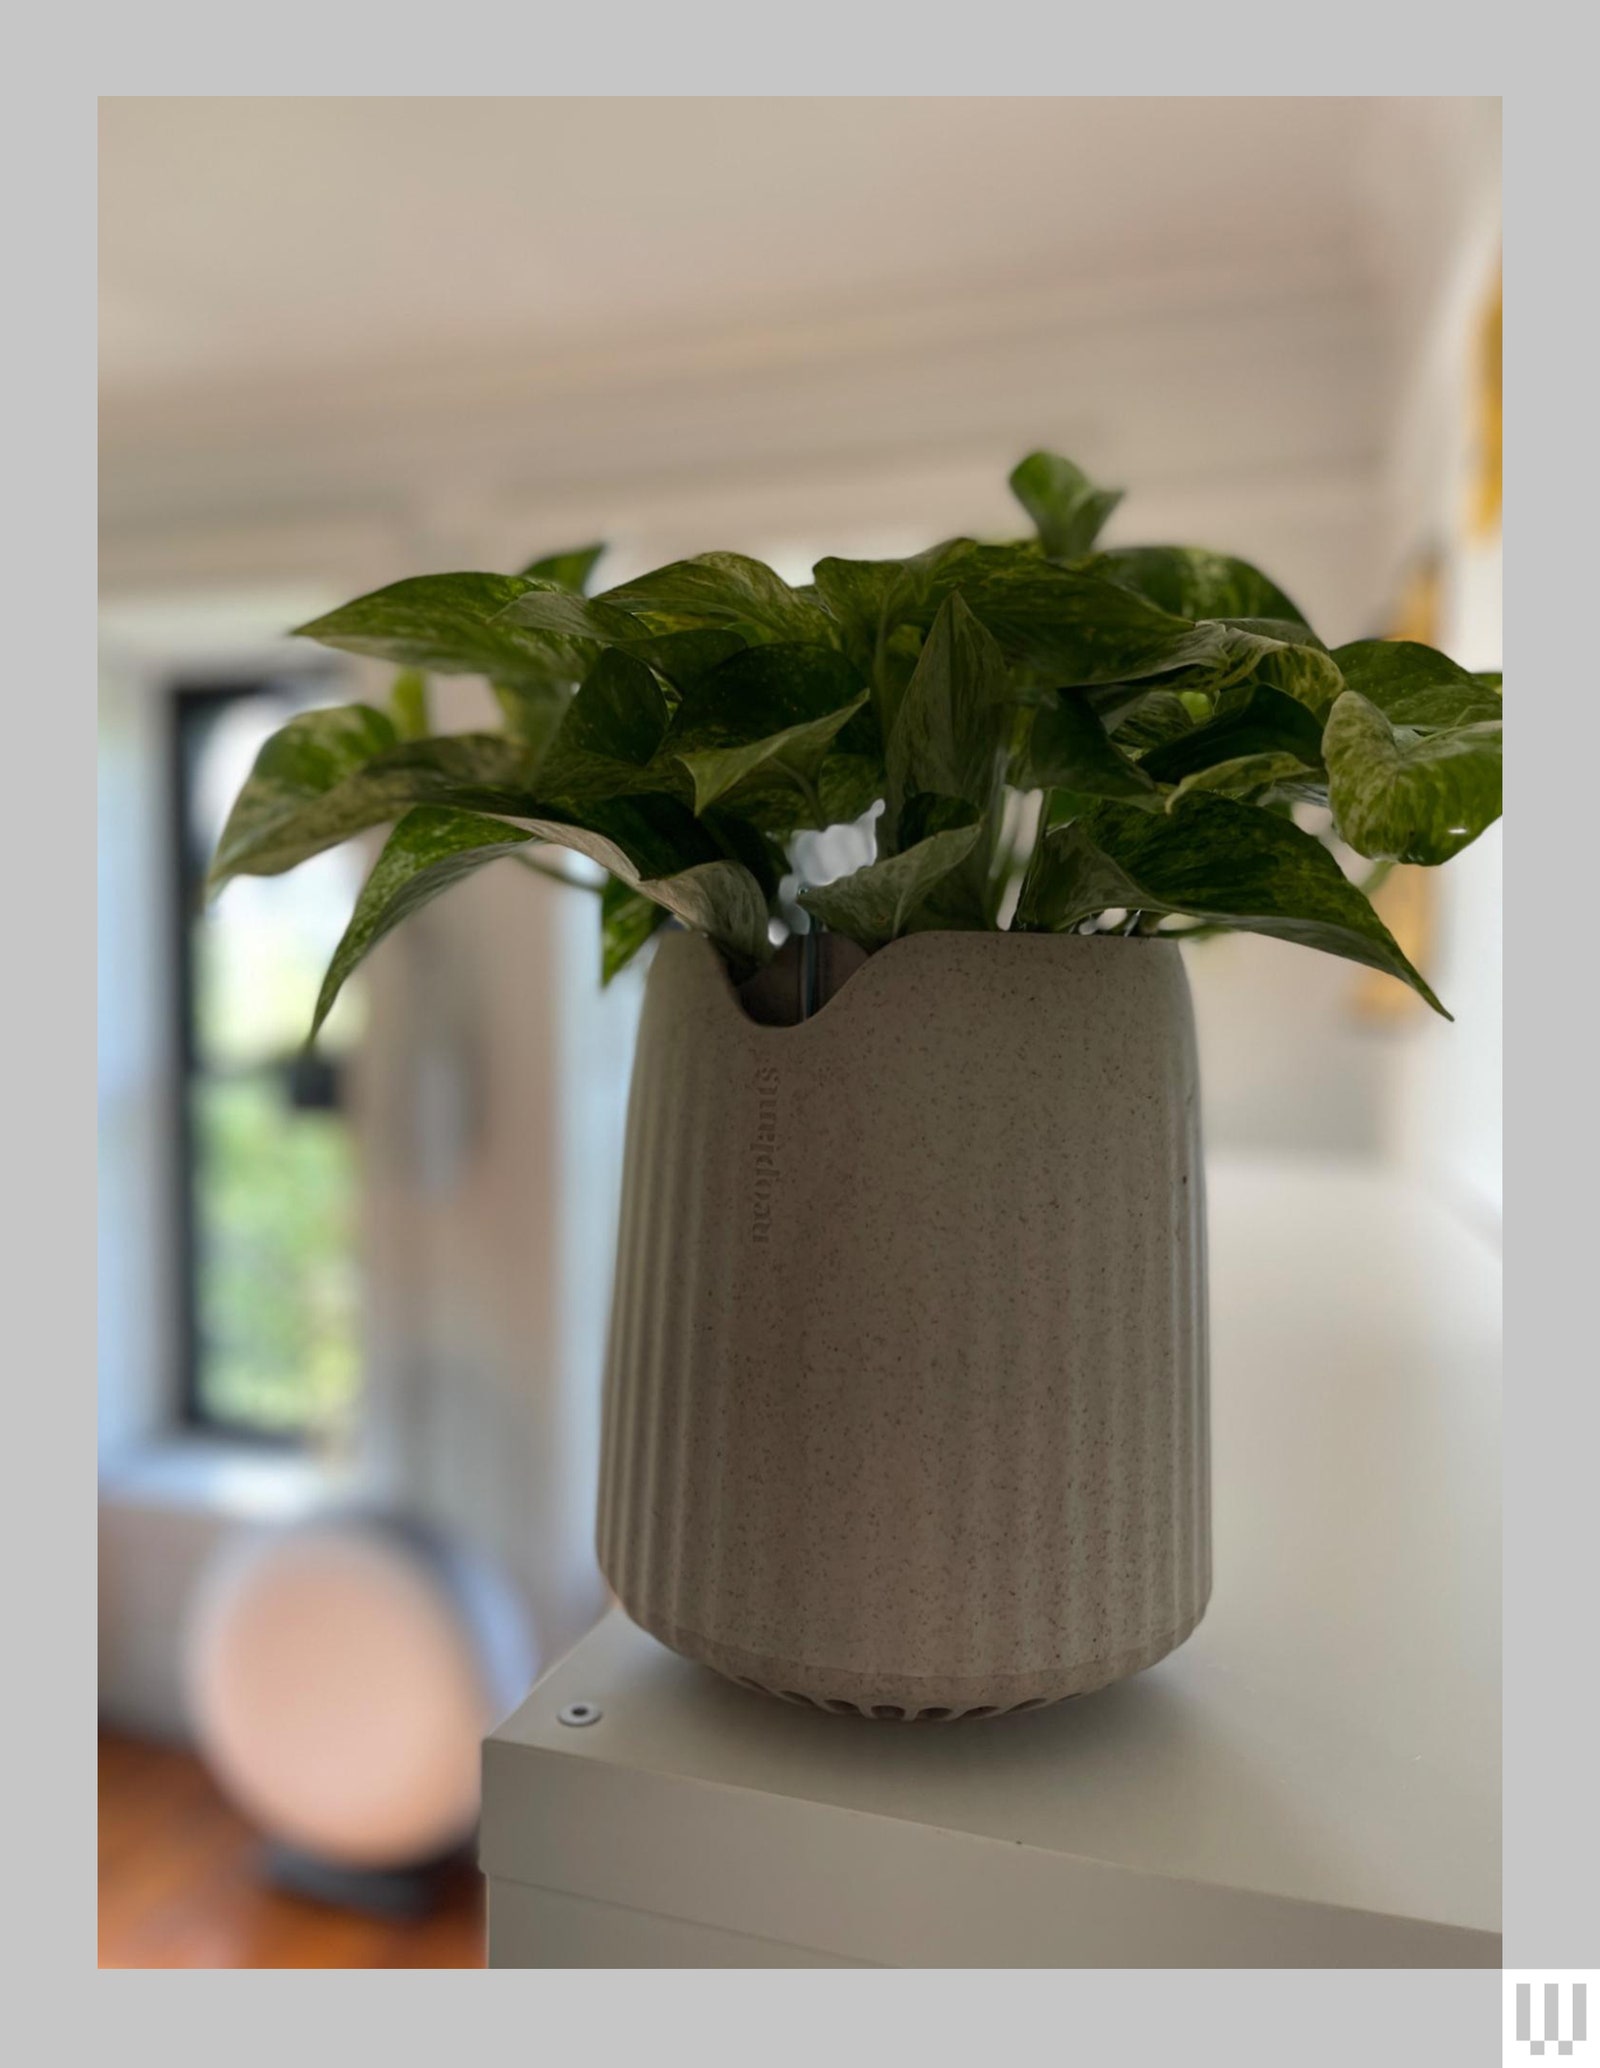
left=258, top=1840, right=472, bottom=1920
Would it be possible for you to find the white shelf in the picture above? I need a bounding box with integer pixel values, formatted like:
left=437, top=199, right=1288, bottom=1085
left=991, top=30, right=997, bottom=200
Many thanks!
left=482, top=1158, right=1501, bottom=1967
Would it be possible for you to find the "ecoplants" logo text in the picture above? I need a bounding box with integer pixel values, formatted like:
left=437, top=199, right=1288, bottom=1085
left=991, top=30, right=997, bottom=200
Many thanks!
left=750, top=1065, right=780, bottom=1243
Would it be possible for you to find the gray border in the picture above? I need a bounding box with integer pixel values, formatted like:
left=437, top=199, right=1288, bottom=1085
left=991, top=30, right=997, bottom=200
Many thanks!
left=1500, top=86, right=1594, bottom=1974
left=37, top=65, right=1577, bottom=2068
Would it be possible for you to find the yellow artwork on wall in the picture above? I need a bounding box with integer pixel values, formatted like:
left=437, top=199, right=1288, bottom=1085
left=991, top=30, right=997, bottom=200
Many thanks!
left=1351, top=254, right=1500, bottom=1025
left=1469, top=263, right=1502, bottom=540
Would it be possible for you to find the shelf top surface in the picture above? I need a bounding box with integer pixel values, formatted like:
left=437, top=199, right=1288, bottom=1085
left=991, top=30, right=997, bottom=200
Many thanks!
left=491, top=1159, right=1501, bottom=1933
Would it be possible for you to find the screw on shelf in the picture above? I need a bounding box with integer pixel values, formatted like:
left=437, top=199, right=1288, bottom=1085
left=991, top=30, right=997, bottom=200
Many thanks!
left=557, top=1700, right=602, bottom=1728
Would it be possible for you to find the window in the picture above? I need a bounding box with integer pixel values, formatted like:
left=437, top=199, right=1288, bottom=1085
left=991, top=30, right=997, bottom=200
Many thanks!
left=171, top=680, right=367, bottom=1439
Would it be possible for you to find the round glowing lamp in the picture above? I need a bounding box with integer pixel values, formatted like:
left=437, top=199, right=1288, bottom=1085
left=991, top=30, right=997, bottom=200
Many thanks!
left=186, top=1516, right=535, bottom=1873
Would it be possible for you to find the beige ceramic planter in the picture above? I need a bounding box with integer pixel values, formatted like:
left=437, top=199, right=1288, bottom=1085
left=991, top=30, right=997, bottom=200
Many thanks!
left=596, top=929, right=1210, bottom=1719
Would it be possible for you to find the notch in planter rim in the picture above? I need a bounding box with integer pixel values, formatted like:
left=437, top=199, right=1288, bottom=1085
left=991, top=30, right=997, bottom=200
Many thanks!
left=729, top=924, right=1177, bottom=1031
left=208, top=451, right=1499, bottom=1032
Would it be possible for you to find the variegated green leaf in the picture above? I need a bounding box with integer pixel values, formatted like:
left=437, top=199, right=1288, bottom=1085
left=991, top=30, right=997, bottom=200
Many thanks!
left=1086, top=548, right=1308, bottom=627
left=523, top=791, right=774, bottom=932
left=891, top=791, right=1003, bottom=931
left=518, top=543, right=605, bottom=591
left=1323, top=690, right=1502, bottom=865
left=694, top=809, right=784, bottom=904
left=314, top=800, right=771, bottom=1033
left=1161, top=626, right=1343, bottom=711
left=934, top=548, right=1232, bottom=686
left=1021, top=689, right=1161, bottom=806
left=635, top=858, right=772, bottom=976
left=600, top=876, right=668, bottom=986
left=886, top=594, right=1011, bottom=833
left=1166, top=752, right=1327, bottom=809
left=555, top=649, right=670, bottom=765
left=296, top=573, right=592, bottom=692
left=533, top=651, right=688, bottom=811
left=388, top=670, right=431, bottom=742
left=493, top=579, right=647, bottom=645
left=1248, top=635, right=1347, bottom=714
left=616, top=627, right=748, bottom=686
left=938, top=548, right=1332, bottom=708
left=799, top=807, right=983, bottom=950
left=665, top=643, right=870, bottom=823
left=1138, top=682, right=1324, bottom=784
left=490, top=681, right=570, bottom=757
left=1105, top=690, right=1200, bottom=753
left=814, top=755, right=885, bottom=829
left=603, top=551, right=836, bottom=646
left=1331, top=641, right=1504, bottom=729
left=312, top=807, right=545, bottom=1035
left=1018, top=795, right=1446, bottom=1014
left=208, top=702, right=397, bottom=890
left=812, top=538, right=978, bottom=659
left=1009, top=451, right=1123, bottom=561
left=209, top=730, right=548, bottom=891
left=675, top=703, right=867, bottom=817
left=499, top=599, right=755, bottom=695
left=548, top=792, right=732, bottom=883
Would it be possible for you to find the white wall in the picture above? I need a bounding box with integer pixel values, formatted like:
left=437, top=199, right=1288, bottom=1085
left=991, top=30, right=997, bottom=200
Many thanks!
left=355, top=676, right=640, bottom=1666
left=1378, top=195, right=1503, bottom=1230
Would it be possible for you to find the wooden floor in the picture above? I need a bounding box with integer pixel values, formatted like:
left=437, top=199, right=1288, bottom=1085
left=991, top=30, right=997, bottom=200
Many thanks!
left=98, top=1731, right=486, bottom=1968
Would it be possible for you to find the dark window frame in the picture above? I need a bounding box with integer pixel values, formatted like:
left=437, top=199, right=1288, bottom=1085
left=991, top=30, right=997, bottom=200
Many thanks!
left=166, top=670, right=348, bottom=1442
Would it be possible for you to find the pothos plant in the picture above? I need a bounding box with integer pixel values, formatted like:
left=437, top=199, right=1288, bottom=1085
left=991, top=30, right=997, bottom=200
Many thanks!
left=210, top=453, right=1502, bottom=1026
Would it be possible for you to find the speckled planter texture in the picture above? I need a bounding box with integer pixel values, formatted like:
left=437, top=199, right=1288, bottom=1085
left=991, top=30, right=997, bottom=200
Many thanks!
left=596, top=930, right=1210, bottom=1719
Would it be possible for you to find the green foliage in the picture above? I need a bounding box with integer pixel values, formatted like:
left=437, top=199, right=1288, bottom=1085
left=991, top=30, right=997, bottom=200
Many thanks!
left=211, top=454, right=1502, bottom=1030
left=297, top=573, right=591, bottom=690
left=532, top=650, right=682, bottom=810
left=1009, top=451, right=1123, bottom=561
left=886, top=595, right=1011, bottom=832
left=518, top=543, right=606, bottom=591
left=664, top=644, right=868, bottom=821
left=800, top=804, right=983, bottom=950
left=1323, top=692, right=1503, bottom=866
left=1138, top=682, right=1325, bottom=785
left=1017, top=796, right=1447, bottom=1015
left=604, top=551, right=835, bottom=645
left=208, top=704, right=398, bottom=890
left=1330, top=640, right=1504, bottom=728
left=1022, top=690, right=1161, bottom=807
left=209, top=730, right=549, bottom=890
left=192, top=1074, right=360, bottom=1433
left=387, top=669, right=431, bottom=742
left=601, top=877, right=668, bottom=986
left=312, top=806, right=546, bottom=1036
left=1084, top=546, right=1308, bottom=626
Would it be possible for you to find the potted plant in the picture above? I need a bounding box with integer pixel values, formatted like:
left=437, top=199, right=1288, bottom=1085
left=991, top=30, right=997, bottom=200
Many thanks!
left=211, top=453, right=1502, bottom=1719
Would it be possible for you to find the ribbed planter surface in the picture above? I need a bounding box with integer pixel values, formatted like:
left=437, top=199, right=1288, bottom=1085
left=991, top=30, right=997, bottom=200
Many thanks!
left=597, top=930, right=1210, bottom=1719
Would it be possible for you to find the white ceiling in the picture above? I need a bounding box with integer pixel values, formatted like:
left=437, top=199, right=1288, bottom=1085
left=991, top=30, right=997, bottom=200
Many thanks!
left=99, top=97, right=1488, bottom=401
left=97, top=97, right=1498, bottom=618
